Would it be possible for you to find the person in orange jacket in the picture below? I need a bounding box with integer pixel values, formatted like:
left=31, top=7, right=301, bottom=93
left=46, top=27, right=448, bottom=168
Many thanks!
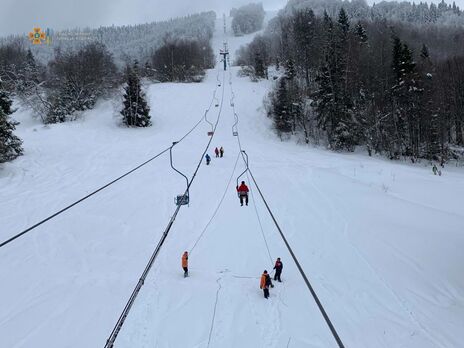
left=182, top=251, right=189, bottom=277
left=236, top=181, right=249, bottom=206
left=260, top=270, right=272, bottom=299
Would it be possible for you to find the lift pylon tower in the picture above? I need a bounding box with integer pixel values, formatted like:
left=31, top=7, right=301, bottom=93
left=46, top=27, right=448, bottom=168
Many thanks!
left=220, top=42, right=229, bottom=71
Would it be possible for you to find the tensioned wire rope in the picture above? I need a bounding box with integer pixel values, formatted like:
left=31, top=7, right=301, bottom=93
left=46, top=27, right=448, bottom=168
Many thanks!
left=0, top=66, right=223, bottom=249
left=227, top=58, right=346, bottom=348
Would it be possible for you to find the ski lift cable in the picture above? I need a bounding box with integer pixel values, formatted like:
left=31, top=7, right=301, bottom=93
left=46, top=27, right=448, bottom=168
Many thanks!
left=0, top=66, right=224, bottom=250
left=245, top=170, right=273, bottom=265
left=227, top=61, right=346, bottom=348
left=104, top=70, right=227, bottom=348
left=189, top=151, right=241, bottom=254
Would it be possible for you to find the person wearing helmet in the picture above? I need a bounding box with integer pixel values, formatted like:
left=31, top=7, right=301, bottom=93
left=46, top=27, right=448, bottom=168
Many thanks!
left=182, top=251, right=189, bottom=277
left=236, top=181, right=249, bottom=206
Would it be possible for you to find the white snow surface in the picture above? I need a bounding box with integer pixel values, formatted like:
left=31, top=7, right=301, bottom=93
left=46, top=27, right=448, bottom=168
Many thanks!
left=1, top=17, right=464, bottom=348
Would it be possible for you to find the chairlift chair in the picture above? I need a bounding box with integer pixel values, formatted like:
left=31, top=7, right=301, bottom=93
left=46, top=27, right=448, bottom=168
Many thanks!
left=170, top=142, right=190, bottom=207
left=236, top=151, right=249, bottom=196
left=175, top=194, right=189, bottom=206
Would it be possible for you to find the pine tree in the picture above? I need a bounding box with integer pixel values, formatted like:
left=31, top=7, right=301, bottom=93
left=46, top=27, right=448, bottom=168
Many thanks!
left=121, top=62, right=151, bottom=127
left=254, top=52, right=266, bottom=79
left=420, top=44, right=429, bottom=60
left=0, top=84, right=23, bottom=163
left=292, top=8, right=316, bottom=86
left=314, top=9, right=356, bottom=150
left=391, top=37, right=423, bottom=157
left=284, top=58, right=296, bottom=80
left=272, top=77, right=292, bottom=137
left=354, top=21, right=368, bottom=45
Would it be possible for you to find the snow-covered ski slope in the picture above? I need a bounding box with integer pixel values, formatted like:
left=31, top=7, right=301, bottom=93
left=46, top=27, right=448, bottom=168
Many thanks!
left=1, top=16, right=464, bottom=348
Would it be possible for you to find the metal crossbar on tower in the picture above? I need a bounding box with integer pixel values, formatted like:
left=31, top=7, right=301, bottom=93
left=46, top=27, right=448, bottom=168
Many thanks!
left=220, top=42, right=229, bottom=71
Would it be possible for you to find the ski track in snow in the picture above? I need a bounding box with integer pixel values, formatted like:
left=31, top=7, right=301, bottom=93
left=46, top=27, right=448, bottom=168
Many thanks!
left=0, top=15, right=463, bottom=348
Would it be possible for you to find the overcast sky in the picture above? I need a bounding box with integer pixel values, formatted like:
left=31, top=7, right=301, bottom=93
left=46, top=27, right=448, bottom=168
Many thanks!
left=2, top=0, right=464, bottom=36
left=0, top=0, right=287, bottom=36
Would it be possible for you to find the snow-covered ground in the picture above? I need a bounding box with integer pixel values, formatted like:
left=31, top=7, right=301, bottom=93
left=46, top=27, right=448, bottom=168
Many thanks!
left=1, top=16, right=464, bottom=348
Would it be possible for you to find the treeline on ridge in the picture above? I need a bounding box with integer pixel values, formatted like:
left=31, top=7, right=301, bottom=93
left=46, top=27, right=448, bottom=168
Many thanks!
left=236, top=0, right=464, bottom=162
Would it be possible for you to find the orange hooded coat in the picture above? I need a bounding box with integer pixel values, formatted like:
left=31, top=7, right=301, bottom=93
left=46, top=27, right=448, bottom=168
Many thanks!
left=182, top=252, right=188, bottom=268
left=260, top=273, right=267, bottom=289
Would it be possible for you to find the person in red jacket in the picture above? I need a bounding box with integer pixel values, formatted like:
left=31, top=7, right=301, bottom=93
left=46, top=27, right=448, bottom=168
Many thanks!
left=214, top=147, right=220, bottom=158
left=236, top=181, right=249, bottom=206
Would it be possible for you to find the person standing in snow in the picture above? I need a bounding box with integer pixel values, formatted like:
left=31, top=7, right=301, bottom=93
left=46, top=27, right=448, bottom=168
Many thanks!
left=205, top=153, right=211, bottom=165
left=215, top=147, right=220, bottom=158
left=273, top=258, right=283, bottom=282
left=219, top=146, right=224, bottom=158
left=182, top=251, right=189, bottom=277
left=236, top=181, right=249, bottom=206
left=260, top=270, right=270, bottom=299
left=260, top=270, right=273, bottom=298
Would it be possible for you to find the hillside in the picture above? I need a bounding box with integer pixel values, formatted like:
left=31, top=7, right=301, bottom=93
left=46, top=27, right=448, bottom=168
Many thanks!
left=0, top=13, right=463, bottom=348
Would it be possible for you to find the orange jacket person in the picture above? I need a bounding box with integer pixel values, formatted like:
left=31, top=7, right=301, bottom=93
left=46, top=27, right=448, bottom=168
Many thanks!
left=260, top=270, right=270, bottom=299
left=182, top=251, right=189, bottom=277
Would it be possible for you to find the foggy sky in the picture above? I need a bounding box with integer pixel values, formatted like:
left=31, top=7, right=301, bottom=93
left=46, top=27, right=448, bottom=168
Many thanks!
left=2, top=0, right=464, bottom=36
left=0, top=0, right=287, bottom=36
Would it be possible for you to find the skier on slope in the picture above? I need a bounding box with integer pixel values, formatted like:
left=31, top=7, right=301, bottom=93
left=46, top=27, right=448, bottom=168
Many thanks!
left=236, top=181, right=249, bottom=206
left=215, top=147, right=220, bottom=158
left=182, top=251, right=189, bottom=277
left=219, top=146, right=224, bottom=158
left=273, top=258, right=283, bottom=282
left=205, top=153, right=211, bottom=165
left=260, top=270, right=273, bottom=299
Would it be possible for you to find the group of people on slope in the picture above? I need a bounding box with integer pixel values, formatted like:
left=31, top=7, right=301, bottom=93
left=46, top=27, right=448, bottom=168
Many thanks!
left=205, top=147, right=224, bottom=166
left=260, top=258, right=283, bottom=299
left=205, top=147, right=250, bottom=207
left=181, top=252, right=284, bottom=299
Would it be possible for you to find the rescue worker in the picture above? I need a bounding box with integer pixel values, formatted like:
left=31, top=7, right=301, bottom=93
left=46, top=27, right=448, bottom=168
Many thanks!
left=205, top=153, right=211, bottom=165
left=219, top=146, right=224, bottom=158
left=215, top=147, right=220, bottom=158
left=236, top=181, right=249, bottom=206
left=273, top=257, right=283, bottom=282
left=182, top=251, right=189, bottom=277
left=260, top=270, right=270, bottom=299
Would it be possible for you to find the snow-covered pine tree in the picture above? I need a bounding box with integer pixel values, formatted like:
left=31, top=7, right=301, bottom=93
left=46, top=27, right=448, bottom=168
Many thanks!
left=272, top=77, right=293, bottom=137
left=354, top=21, right=368, bottom=45
left=391, top=37, right=423, bottom=157
left=0, top=83, right=23, bottom=163
left=254, top=52, right=266, bottom=79
left=292, top=8, right=316, bottom=86
left=314, top=9, right=356, bottom=150
left=121, top=62, right=151, bottom=127
left=285, top=58, right=296, bottom=80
